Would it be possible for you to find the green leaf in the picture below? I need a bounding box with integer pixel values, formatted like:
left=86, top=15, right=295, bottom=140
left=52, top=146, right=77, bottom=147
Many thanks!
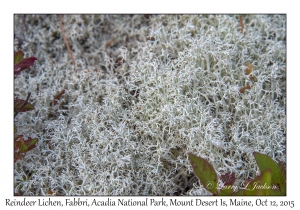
left=17, top=136, right=38, bottom=153
left=253, top=152, right=286, bottom=195
left=235, top=169, right=273, bottom=195
left=14, top=50, right=24, bottom=65
left=218, top=186, right=235, bottom=196
left=14, top=135, right=38, bottom=163
left=188, top=153, right=218, bottom=194
left=24, top=137, right=38, bottom=152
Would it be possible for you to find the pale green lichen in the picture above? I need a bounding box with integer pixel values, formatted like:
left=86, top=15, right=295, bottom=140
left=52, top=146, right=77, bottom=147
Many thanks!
left=14, top=14, right=286, bottom=195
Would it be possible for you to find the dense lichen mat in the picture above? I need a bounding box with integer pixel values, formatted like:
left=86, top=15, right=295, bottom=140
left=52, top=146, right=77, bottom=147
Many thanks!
left=14, top=14, right=286, bottom=195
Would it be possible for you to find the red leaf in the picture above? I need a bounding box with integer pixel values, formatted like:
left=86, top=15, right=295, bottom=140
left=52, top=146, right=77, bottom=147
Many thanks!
left=14, top=152, right=25, bottom=163
left=14, top=57, right=38, bottom=75
left=220, top=172, right=236, bottom=186
left=14, top=135, right=38, bottom=162
left=53, top=89, right=65, bottom=106
left=14, top=98, right=34, bottom=113
left=14, top=50, right=37, bottom=78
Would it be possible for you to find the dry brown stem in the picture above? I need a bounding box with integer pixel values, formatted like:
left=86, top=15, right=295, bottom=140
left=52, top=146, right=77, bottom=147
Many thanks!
left=59, top=15, right=76, bottom=68
left=239, top=16, right=244, bottom=34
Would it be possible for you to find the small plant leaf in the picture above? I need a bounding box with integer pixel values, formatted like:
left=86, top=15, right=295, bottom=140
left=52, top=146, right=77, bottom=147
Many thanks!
left=14, top=50, right=24, bottom=64
left=25, top=137, right=38, bottom=152
left=220, top=172, right=236, bottom=186
left=14, top=152, right=25, bottom=163
left=253, top=152, right=286, bottom=195
left=218, top=186, right=235, bottom=196
left=14, top=57, right=38, bottom=74
left=188, top=153, right=218, bottom=194
left=14, top=135, right=37, bottom=153
left=14, top=135, right=38, bottom=162
left=276, top=159, right=286, bottom=178
left=235, top=169, right=273, bottom=196
left=14, top=50, right=37, bottom=77
left=53, top=89, right=65, bottom=106
left=14, top=99, right=35, bottom=113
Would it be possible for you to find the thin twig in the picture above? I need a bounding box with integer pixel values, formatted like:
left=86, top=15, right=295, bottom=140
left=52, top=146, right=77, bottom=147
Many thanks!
left=59, top=15, right=76, bottom=68
left=105, top=38, right=115, bottom=48
left=239, top=16, right=244, bottom=34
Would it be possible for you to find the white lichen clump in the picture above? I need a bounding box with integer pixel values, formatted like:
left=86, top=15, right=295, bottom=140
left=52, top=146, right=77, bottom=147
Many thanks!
left=14, top=14, right=286, bottom=195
